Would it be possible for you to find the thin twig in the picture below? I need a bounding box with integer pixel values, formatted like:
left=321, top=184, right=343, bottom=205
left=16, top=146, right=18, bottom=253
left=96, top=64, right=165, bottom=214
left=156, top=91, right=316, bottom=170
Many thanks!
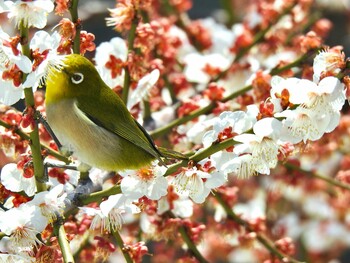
left=20, top=22, right=46, bottom=192
left=122, top=15, right=138, bottom=104
left=112, top=230, right=133, bottom=263
left=54, top=216, right=75, bottom=263
left=284, top=162, right=350, bottom=192
left=69, top=0, right=81, bottom=54
left=178, top=225, right=209, bottom=263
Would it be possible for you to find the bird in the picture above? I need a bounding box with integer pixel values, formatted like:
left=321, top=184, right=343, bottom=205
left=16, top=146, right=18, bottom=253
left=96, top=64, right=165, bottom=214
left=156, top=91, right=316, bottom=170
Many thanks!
left=44, top=54, right=167, bottom=172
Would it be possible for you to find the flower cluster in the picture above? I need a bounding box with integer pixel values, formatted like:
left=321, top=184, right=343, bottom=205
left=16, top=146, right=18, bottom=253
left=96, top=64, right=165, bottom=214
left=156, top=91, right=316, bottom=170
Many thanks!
left=1, top=0, right=350, bottom=262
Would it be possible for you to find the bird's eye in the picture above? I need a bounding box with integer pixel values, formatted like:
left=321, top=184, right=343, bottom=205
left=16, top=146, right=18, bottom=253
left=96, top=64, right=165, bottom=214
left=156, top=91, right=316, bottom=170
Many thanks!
left=71, top=73, right=84, bottom=84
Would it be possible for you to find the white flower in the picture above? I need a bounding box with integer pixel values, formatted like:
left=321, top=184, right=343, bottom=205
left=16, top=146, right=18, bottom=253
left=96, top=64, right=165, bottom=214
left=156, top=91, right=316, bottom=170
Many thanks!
left=0, top=253, right=35, bottom=263
left=0, top=80, right=24, bottom=105
left=29, top=30, right=63, bottom=89
left=223, top=118, right=282, bottom=176
left=276, top=107, right=331, bottom=143
left=1, top=163, right=36, bottom=197
left=313, top=49, right=344, bottom=83
left=0, top=29, right=63, bottom=105
left=127, top=69, right=160, bottom=110
left=0, top=0, right=54, bottom=29
left=27, top=184, right=67, bottom=223
left=95, top=37, right=127, bottom=88
left=301, top=77, right=346, bottom=115
left=202, top=111, right=254, bottom=147
left=100, top=194, right=140, bottom=214
left=157, top=194, right=193, bottom=218
left=172, top=164, right=226, bottom=203
left=95, top=37, right=128, bottom=66
left=80, top=194, right=140, bottom=233
left=0, top=27, right=32, bottom=105
left=0, top=27, right=32, bottom=72
left=185, top=115, right=216, bottom=144
left=270, top=76, right=312, bottom=106
left=183, top=52, right=231, bottom=84
left=200, top=18, right=235, bottom=56
left=0, top=204, right=48, bottom=254
left=120, top=162, right=168, bottom=200
left=210, top=150, right=237, bottom=172
left=221, top=154, right=256, bottom=178
left=271, top=76, right=345, bottom=116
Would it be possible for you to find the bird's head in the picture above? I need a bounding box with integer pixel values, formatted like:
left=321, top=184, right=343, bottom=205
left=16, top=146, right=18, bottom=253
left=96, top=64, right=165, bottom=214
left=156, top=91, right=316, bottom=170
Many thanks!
left=45, top=54, right=102, bottom=104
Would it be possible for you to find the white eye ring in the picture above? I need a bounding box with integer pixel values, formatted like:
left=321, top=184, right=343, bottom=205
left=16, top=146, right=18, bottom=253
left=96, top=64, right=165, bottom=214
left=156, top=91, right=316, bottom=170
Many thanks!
left=71, top=72, right=84, bottom=84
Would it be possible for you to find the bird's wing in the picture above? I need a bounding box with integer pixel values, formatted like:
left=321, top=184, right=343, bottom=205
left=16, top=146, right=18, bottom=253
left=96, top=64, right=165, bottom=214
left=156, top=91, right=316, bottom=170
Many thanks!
left=77, top=92, right=164, bottom=164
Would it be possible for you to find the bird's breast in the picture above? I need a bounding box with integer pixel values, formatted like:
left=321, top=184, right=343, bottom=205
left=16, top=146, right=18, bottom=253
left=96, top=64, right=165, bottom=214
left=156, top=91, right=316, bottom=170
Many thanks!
left=46, top=99, right=122, bottom=170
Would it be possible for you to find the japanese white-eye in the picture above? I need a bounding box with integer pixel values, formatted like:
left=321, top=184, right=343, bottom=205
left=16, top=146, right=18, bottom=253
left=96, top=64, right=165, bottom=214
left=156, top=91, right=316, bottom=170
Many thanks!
left=45, top=54, right=165, bottom=171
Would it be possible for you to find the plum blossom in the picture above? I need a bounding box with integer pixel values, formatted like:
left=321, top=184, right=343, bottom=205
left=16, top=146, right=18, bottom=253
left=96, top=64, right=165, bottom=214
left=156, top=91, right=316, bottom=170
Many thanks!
left=0, top=27, right=31, bottom=72
left=313, top=48, right=345, bottom=83
left=273, top=76, right=346, bottom=143
left=105, top=1, right=134, bottom=32
left=1, top=163, right=36, bottom=197
left=120, top=162, right=168, bottom=200
left=127, top=69, right=160, bottom=110
left=183, top=53, right=231, bottom=84
left=26, top=184, right=67, bottom=223
left=0, top=253, right=35, bottom=263
left=0, top=29, right=63, bottom=105
left=222, top=118, right=282, bottom=177
left=271, top=76, right=345, bottom=115
left=202, top=111, right=255, bottom=147
left=0, top=27, right=32, bottom=105
left=277, top=107, right=331, bottom=143
left=300, top=77, right=346, bottom=115
left=172, top=161, right=226, bottom=203
left=0, top=204, right=48, bottom=254
left=0, top=0, right=54, bottom=29
left=94, top=37, right=127, bottom=88
left=157, top=194, right=194, bottom=218
left=28, top=30, right=63, bottom=89
left=80, top=194, right=140, bottom=233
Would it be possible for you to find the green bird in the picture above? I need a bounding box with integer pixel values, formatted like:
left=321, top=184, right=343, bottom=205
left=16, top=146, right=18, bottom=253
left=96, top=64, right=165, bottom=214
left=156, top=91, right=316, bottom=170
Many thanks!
left=45, top=54, right=167, bottom=171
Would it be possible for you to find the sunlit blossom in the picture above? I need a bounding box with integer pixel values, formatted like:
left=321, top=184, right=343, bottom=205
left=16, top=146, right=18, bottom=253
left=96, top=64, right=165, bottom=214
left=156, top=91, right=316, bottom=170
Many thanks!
left=94, top=37, right=127, bottom=88
left=127, top=69, right=160, bottom=110
left=313, top=49, right=345, bottom=83
left=202, top=111, right=254, bottom=147
left=172, top=163, right=226, bottom=203
left=0, top=204, right=48, bottom=254
left=222, top=118, right=282, bottom=177
left=1, top=163, right=36, bottom=197
left=0, top=0, right=54, bottom=29
left=157, top=193, right=194, bottom=218
left=0, top=27, right=32, bottom=105
left=27, top=184, right=67, bottom=223
left=300, top=76, right=346, bottom=115
left=29, top=30, right=63, bottom=89
left=120, top=162, right=168, bottom=200
left=106, top=1, right=134, bottom=32
left=80, top=194, right=139, bottom=233
left=0, top=253, right=35, bottom=263
left=183, top=53, right=231, bottom=84
left=276, top=107, right=332, bottom=143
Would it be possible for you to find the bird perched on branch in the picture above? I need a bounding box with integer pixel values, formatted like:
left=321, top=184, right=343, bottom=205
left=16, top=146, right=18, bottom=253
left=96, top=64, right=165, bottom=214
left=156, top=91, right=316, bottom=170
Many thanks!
left=45, top=54, right=179, bottom=171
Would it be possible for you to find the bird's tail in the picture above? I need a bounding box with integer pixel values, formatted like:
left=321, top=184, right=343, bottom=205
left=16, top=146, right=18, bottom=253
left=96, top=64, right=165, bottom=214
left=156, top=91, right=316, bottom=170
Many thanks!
left=157, top=147, right=189, bottom=161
